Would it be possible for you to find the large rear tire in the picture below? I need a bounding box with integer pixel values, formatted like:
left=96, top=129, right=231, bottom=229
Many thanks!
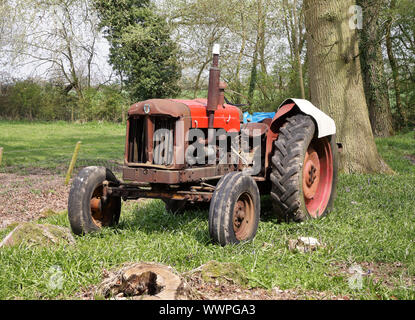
left=209, top=172, right=260, bottom=246
left=68, top=167, right=121, bottom=235
left=270, top=114, right=338, bottom=222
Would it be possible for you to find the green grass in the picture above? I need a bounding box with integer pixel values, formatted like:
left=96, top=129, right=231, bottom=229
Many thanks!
left=0, top=123, right=414, bottom=300
left=0, top=120, right=125, bottom=174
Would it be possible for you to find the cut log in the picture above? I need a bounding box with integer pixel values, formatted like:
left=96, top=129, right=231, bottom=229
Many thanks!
left=97, top=263, right=191, bottom=300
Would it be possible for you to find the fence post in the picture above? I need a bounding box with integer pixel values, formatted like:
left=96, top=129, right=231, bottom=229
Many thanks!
left=65, top=142, right=82, bottom=186
left=0, top=147, right=3, bottom=167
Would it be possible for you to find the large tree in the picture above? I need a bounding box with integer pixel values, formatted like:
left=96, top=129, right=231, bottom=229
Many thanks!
left=95, top=0, right=181, bottom=101
left=304, top=0, right=392, bottom=173
left=358, top=0, right=394, bottom=137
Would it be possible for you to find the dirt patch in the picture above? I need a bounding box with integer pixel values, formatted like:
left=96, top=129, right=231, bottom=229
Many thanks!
left=0, top=173, right=70, bottom=229
left=404, top=155, right=415, bottom=165
left=189, top=260, right=250, bottom=287
left=332, top=262, right=414, bottom=292
left=183, top=274, right=348, bottom=300
left=2, top=160, right=123, bottom=176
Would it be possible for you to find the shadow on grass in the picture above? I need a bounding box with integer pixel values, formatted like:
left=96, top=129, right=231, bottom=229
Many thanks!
left=114, top=197, right=282, bottom=245
left=116, top=200, right=212, bottom=244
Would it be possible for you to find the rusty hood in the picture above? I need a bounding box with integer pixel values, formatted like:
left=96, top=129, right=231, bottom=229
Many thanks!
left=128, top=99, right=191, bottom=118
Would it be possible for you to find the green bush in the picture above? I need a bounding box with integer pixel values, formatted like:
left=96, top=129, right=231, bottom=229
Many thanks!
left=0, top=81, right=129, bottom=123
left=3, top=81, right=43, bottom=120
left=0, top=80, right=75, bottom=121
left=80, top=86, right=130, bottom=122
left=39, top=83, right=75, bottom=121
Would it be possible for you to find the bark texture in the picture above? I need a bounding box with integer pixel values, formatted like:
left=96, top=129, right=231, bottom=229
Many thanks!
left=304, top=0, right=392, bottom=174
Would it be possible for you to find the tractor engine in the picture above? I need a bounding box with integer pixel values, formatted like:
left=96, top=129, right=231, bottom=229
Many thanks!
left=123, top=98, right=249, bottom=184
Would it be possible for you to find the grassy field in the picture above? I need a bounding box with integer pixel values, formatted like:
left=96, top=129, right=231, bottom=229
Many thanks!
left=0, top=121, right=126, bottom=174
left=0, top=121, right=414, bottom=300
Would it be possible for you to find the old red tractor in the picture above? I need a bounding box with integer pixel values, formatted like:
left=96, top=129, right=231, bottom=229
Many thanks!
left=68, top=45, right=339, bottom=246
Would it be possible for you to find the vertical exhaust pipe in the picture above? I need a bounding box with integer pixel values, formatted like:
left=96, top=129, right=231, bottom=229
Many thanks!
left=207, top=44, right=221, bottom=129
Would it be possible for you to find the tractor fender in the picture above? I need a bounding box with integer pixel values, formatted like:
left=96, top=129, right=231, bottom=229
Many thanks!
left=277, top=98, right=336, bottom=138
left=264, top=98, right=336, bottom=172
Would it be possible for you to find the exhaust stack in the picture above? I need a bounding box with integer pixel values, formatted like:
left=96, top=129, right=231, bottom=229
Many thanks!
left=207, top=44, right=221, bottom=129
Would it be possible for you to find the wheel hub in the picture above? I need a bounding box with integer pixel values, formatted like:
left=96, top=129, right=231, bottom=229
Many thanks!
left=232, top=193, right=254, bottom=241
left=90, top=184, right=113, bottom=228
left=234, top=201, right=246, bottom=230
left=303, top=147, right=321, bottom=200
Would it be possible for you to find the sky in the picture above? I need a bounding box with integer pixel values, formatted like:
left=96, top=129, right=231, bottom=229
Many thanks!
left=0, top=0, right=114, bottom=85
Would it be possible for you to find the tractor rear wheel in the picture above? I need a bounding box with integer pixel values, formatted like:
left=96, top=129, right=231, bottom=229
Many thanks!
left=270, top=114, right=338, bottom=222
left=68, top=167, right=121, bottom=235
left=209, top=172, right=260, bottom=246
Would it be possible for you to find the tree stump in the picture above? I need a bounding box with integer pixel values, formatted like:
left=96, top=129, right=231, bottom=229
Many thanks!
left=97, top=263, right=191, bottom=300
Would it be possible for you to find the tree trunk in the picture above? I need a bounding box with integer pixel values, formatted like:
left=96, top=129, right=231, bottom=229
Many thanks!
left=248, top=0, right=266, bottom=104
left=235, top=13, right=247, bottom=105
left=293, top=0, right=306, bottom=99
left=358, top=0, right=394, bottom=137
left=385, top=0, right=407, bottom=128
left=193, top=61, right=209, bottom=99
left=122, top=106, right=126, bottom=123
left=304, top=0, right=392, bottom=174
left=248, top=41, right=259, bottom=104
left=283, top=0, right=306, bottom=99
left=257, top=0, right=267, bottom=75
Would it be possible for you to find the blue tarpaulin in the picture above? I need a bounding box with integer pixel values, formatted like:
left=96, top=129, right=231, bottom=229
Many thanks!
left=243, top=112, right=275, bottom=124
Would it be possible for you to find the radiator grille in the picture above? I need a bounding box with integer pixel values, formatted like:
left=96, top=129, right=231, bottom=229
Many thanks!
left=128, top=116, right=175, bottom=165
left=153, top=117, right=175, bottom=165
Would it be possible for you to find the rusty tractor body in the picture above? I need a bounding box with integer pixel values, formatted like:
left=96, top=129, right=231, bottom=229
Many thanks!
left=68, top=45, right=339, bottom=246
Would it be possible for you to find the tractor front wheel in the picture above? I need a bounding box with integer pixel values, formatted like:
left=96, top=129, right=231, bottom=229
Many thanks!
left=270, top=114, right=338, bottom=222
left=68, top=167, right=121, bottom=235
left=209, top=172, right=260, bottom=246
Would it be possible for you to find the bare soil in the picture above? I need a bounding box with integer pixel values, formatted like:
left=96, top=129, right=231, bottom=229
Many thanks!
left=404, top=155, right=415, bottom=165
left=0, top=173, right=70, bottom=229
left=182, top=274, right=349, bottom=300
left=332, top=261, right=414, bottom=294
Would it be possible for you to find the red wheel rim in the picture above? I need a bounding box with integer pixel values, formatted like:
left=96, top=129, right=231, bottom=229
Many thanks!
left=90, top=184, right=117, bottom=228
left=233, top=192, right=255, bottom=241
left=303, top=138, right=333, bottom=218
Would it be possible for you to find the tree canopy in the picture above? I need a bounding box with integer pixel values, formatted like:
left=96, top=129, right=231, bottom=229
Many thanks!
left=95, top=0, right=182, bottom=101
